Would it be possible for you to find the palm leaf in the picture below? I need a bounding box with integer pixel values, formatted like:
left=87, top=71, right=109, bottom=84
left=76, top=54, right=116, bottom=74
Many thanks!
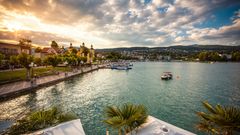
left=202, top=101, right=217, bottom=114
left=196, top=101, right=240, bottom=135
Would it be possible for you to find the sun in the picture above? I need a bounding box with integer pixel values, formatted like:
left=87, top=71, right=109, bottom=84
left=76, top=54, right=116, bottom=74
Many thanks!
left=6, top=22, right=22, bottom=31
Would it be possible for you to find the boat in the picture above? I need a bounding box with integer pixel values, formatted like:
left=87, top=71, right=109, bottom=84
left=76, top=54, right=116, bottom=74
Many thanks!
left=161, top=72, right=173, bottom=80
left=110, top=63, right=133, bottom=70
left=115, top=66, right=129, bottom=70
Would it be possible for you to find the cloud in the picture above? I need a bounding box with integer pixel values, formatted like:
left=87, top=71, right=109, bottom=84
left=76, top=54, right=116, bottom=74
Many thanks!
left=0, top=29, right=76, bottom=46
left=0, top=0, right=239, bottom=48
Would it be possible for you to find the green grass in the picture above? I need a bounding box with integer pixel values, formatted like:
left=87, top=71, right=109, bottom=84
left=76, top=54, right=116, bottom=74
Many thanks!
left=0, top=70, right=26, bottom=82
left=0, top=66, right=72, bottom=83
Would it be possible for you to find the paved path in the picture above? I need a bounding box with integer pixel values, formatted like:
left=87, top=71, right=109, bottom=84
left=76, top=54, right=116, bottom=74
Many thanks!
left=0, top=65, right=105, bottom=99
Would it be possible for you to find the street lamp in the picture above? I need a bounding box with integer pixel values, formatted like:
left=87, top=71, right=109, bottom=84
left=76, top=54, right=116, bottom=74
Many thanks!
left=29, top=62, right=37, bottom=86
left=64, top=61, right=68, bottom=77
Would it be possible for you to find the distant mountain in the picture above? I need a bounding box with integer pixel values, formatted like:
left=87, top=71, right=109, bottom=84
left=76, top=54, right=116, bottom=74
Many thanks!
left=96, top=45, right=240, bottom=52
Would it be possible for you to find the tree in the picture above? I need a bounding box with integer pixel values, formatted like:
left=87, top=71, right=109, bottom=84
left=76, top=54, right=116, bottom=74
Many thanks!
left=82, top=45, right=89, bottom=56
left=34, top=57, right=42, bottom=66
left=51, top=41, right=59, bottom=48
left=9, top=55, right=19, bottom=70
left=232, top=52, right=240, bottom=61
left=43, top=57, right=48, bottom=67
left=80, top=56, right=87, bottom=63
left=71, top=48, right=78, bottom=54
left=0, top=53, right=4, bottom=65
left=104, top=103, right=148, bottom=135
left=65, top=55, right=77, bottom=67
left=196, top=101, right=240, bottom=135
left=45, top=55, right=61, bottom=69
left=210, top=52, right=221, bottom=61
left=35, top=47, right=42, bottom=53
left=17, top=53, right=34, bottom=80
left=19, top=38, right=32, bottom=47
left=198, top=52, right=208, bottom=61
left=106, top=52, right=122, bottom=61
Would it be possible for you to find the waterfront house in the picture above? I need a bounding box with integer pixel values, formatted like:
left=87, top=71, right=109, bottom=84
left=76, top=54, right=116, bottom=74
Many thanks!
left=219, top=53, right=232, bottom=60
left=0, top=42, right=31, bottom=58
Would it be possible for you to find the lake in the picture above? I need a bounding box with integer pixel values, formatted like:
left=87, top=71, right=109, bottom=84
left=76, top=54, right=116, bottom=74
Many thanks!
left=0, top=62, right=240, bottom=134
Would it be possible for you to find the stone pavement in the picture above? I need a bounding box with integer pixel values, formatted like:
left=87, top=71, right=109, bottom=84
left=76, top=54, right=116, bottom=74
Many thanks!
left=0, top=65, right=105, bottom=99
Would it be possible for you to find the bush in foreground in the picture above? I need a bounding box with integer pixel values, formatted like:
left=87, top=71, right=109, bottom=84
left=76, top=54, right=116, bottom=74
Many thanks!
left=104, top=103, right=148, bottom=135
left=196, top=101, right=240, bottom=135
left=7, top=107, right=77, bottom=135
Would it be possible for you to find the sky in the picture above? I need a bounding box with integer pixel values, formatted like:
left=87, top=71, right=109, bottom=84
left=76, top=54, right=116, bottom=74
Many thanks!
left=0, top=0, right=240, bottom=48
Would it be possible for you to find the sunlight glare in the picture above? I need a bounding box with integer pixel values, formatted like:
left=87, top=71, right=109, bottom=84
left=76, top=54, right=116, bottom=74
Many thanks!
left=6, top=22, right=22, bottom=31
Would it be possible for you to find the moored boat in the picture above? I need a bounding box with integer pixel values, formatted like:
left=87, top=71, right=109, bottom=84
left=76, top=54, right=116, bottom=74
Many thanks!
left=110, top=63, right=133, bottom=70
left=161, top=72, right=173, bottom=80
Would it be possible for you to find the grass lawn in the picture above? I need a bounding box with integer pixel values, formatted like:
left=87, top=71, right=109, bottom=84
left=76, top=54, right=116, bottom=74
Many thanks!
left=0, top=66, right=71, bottom=83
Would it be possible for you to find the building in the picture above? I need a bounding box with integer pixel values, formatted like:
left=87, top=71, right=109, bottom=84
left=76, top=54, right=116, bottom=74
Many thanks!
left=34, top=47, right=58, bottom=58
left=219, top=54, right=232, bottom=60
left=77, top=43, right=95, bottom=63
left=77, top=42, right=87, bottom=57
left=87, top=45, right=95, bottom=63
left=34, top=46, right=65, bottom=59
left=0, top=42, right=31, bottom=58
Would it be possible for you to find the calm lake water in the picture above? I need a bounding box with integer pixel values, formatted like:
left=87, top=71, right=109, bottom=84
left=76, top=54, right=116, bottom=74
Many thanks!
left=0, top=62, right=240, bottom=134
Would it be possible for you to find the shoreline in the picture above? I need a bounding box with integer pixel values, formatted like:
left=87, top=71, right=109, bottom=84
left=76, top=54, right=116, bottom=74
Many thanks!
left=0, top=65, right=106, bottom=102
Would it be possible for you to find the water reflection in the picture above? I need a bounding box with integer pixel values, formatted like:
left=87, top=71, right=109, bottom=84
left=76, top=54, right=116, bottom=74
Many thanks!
left=0, top=62, right=240, bottom=135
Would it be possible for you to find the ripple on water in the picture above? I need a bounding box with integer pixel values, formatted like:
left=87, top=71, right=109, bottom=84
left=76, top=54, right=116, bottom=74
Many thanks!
left=0, top=62, right=240, bottom=135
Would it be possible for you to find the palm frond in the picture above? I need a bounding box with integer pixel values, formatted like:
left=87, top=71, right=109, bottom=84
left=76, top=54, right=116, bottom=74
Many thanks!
left=103, top=103, right=148, bottom=134
left=202, top=101, right=217, bottom=114
left=196, top=101, right=240, bottom=135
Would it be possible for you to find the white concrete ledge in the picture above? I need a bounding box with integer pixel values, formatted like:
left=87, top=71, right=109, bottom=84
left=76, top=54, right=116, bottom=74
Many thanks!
left=129, top=116, right=196, bottom=135
left=30, top=119, right=85, bottom=135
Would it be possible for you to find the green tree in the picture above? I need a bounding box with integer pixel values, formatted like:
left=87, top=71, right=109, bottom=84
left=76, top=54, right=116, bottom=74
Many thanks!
left=198, top=52, right=208, bottom=61
left=35, top=47, right=42, bottom=53
left=232, top=52, right=240, bottom=61
left=45, top=55, right=61, bottom=69
left=19, top=38, right=32, bottom=47
left=51, top=41, right=59, bottom=48
left=71, top=48, right=78, bottom=54
left=17, top=53, right=34, bottom=80
left=210, top=52, right=221, bottom=61
left=0, top=53, right=4, bottom=65
left=9, top=55, right=19, bottom=70
left=81, top=43, right=89, bottom=56
left=104, top=103, right=148, bottom=135
left=106, top=52, right=122, bottom=61
left=65, top=55, right=77, bottom=67
left=43, top=57, right=48, bottom=67
left=196, top=101, right=240, bottom=135
left=34, top=57, right=42, bottom=66
left=80, top=56, right=87, bottom=63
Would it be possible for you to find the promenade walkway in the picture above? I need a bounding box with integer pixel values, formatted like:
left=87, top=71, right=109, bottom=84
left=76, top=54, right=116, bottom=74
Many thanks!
left=0, top=65, right=105, bottom=100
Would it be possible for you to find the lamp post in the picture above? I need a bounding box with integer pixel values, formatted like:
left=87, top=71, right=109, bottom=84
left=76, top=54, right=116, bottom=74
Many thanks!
left=96, top=60, right=99, bottom=68
left=29, top=62, right=37, bottom=86
left=64, top=61, right=68, bottom=77
left=80, top=61, right=83, bottom=73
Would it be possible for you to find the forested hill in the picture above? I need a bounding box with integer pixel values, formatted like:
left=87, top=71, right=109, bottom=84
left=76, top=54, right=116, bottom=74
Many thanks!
left=96, top=45, right=240, bottom=52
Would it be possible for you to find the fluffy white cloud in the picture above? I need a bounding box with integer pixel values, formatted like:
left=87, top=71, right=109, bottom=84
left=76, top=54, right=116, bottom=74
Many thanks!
left=0, top=0, right=239, bottom=48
